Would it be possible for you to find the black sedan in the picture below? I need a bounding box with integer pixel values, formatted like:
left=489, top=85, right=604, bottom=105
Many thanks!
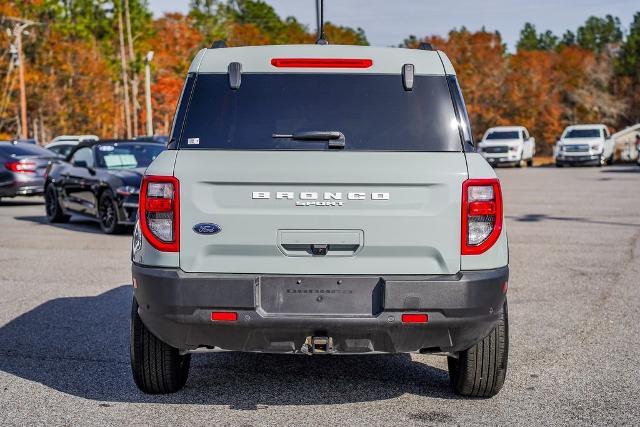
left=44, top=140, right=165, bottom=234
left=0, top=142, right=61, bottom=202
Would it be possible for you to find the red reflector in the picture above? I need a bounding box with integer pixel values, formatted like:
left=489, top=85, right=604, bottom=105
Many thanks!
left=145, top=198, right=172, bottom=212
left=270, top=58, right=373, bottom=68
left=402, top=313, right=429, bottom=323
left=469, top=200, right=496, bottom=216
left=502, top=281, right=508, bottom=294
left=211, top=311, right=237, bottom=322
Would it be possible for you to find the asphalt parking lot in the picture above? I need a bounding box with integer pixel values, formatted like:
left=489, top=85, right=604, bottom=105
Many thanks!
left=0, top=165, right=639, bottom=425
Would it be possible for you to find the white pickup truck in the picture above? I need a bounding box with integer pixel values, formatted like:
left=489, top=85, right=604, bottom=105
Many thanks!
left=477, top=126, right=535, bottom=167
left=554, top=124, right=614, bottom=167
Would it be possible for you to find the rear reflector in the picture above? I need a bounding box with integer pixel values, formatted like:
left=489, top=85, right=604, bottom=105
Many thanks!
left=402, top=313, right=429, bottom=324
left=270, top=58, right=373, bottom=68
left=211, top=311, right=238, bottom=322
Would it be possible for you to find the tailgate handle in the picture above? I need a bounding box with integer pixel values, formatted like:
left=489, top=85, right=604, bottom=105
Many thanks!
left=311, top=244, right=328, bottom=256
left=278, top=230, right=363, bottom=257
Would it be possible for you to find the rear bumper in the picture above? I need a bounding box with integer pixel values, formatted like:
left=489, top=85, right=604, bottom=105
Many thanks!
left=0, top=180, right=44, bottom=197
left=556, top=154, right=600, bottom=165
left=132, top=264, right=508, bottom=354
left=482, top=154, right=520, bottom=166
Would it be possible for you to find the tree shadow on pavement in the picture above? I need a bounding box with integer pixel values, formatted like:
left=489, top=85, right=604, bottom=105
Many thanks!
left=0, top=286, right=457, bottom=407
left=13, top=215, right=131, bottom=236
left=600, top=166, right=640, bottom=173
left=507, top=214, right=640, bottom=228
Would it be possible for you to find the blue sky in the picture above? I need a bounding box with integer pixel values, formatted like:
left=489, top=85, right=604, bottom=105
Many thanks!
left=148, top=0, right=638, bottom=51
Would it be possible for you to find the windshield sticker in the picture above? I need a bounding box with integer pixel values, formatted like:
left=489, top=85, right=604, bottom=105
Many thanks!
left=98, top=145, right=115, bottom=151
left=103, top=154, right=138, bottom=168
left=187, top=137, right=200, bottom=145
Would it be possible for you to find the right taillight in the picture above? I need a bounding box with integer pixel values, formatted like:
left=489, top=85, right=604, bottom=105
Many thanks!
left=461, top=178, right=503, bottom=255
left=139, top=175, right=179, bottom=252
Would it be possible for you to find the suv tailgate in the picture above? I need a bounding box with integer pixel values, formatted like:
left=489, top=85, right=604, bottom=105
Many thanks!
left=175, top=151, right=467, bottom=275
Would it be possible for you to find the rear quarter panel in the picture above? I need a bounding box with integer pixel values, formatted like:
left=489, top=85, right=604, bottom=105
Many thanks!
left=461, top=153, right=509, bottom=270
left=132, top=150, right=179, bottom=267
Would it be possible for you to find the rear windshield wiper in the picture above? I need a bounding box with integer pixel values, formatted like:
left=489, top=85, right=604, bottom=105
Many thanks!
left=272, top=131, right=345, bottom=149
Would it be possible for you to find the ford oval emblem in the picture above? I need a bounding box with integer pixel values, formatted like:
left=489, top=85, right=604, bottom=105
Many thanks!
left=193, top=223, right=222, bottom=235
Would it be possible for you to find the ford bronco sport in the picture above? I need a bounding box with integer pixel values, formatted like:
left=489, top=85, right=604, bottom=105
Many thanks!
left=130, top=44, right=509, bottom=397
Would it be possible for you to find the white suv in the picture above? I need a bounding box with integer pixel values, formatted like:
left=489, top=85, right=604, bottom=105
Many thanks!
left=554, top=124, right=613, bottom=167
left=477, top=126, right=535, bottom=167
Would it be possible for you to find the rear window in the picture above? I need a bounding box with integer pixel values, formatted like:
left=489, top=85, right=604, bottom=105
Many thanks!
left=177, top=73, right=462, bottom=151
left=486, top=131, right=520, bottom=140
left=0, top=143, right=53, bottom=157
left=565, top=129, right=601, bottom=138
left=48, top=144, right=75, bottom=157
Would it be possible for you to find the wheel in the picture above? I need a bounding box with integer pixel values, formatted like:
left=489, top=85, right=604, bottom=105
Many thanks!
left=130, top=298, right=191, bottom=394
left=448, top=300, right=509, bottom=398
left=515, top=159, right=523, bottom=168
left=555, top=162, right=564, bottom=168
left=45, top=185, right=70, bottom=223
left=526, top=158, right=533, bottom=167
left=98, top=191, right=126, bottom=234
left=605, top=155, right=614, bottom=166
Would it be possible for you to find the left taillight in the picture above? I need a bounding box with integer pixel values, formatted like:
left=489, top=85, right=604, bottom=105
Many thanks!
left=5, top=160, right=36, bottom=173
left=461, top=178, right=503, bottom=255
left=139, top=175, right=179, bottom=252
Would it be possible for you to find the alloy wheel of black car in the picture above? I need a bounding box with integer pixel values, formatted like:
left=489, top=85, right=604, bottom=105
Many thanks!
left=45, top=186, right=70, bottom=223
left=99, top=192, right=126, bottom=234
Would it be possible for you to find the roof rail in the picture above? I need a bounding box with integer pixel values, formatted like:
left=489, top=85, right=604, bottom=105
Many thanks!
left=211, top=40, right=227, bottom=49
left=418, top=42, right=434, bottom=51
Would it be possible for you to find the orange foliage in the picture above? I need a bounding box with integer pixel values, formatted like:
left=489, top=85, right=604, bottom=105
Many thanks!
left=149, top=13, right=205, bottom=134
left=409, top=30, right=618, bottom=153
left=227, top=23, right=271, bottom=47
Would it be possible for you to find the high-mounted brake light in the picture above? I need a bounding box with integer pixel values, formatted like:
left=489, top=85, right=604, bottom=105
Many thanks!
left=270, top=58, right=373, bottom=68
left=461, top=178, right=503, bottom=255
left=5, top=160, right=36, bottom=173
left=139, top=175, right=179, bottom=252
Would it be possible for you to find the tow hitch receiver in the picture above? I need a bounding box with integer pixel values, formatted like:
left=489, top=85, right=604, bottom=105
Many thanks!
left=301, top=336, right=334, bottom=354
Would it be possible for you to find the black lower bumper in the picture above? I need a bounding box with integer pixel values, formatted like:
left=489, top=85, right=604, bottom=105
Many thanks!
left=132, top=264, right=508, bottom=354
left=0, top=182, right=43, bottom=197
left=556, top=154, right=600, bottom=165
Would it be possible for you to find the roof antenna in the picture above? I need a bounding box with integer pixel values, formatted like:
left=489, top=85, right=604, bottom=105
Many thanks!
left=316, top=0, right=328, bottom=45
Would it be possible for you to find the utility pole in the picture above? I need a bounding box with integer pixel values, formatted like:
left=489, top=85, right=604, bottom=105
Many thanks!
left=117, top=1, right=132, bottom=138
left=6, top=18, right=37, bottom=139
left=144, top=51, right=154, bottom=136
left=124, top=0, right=139, bottom=136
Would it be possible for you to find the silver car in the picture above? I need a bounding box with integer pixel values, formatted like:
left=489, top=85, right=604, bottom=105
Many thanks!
left=0, top=142, right=60, bottom=202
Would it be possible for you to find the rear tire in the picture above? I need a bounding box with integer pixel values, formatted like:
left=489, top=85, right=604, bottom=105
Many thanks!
left=448, top=300, right=508, bottom=398
left=98, top=191, right=126, bottom=234
left=526, top=158, right=533, bottom=167
left=45, top=185, right=70, bottom=223
left=130, top=298, right=191, bottom=394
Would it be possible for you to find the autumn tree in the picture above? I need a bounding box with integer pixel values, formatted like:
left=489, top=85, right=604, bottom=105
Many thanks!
left=616, top=12, right=640, bottom=123
left=148, top=13, right=204, bottom=134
